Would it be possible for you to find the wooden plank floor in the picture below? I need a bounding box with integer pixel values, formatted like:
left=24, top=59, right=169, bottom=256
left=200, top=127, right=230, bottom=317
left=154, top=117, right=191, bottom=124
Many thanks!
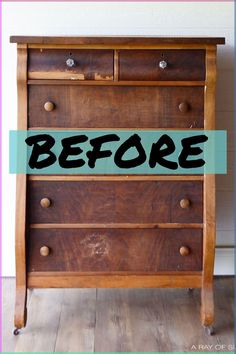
left=2, top=277, right=234, bottom=352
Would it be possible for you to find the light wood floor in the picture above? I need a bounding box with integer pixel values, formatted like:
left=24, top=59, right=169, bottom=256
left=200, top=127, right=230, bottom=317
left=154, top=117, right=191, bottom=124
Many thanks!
left=2, top=277, right=234, bottom=352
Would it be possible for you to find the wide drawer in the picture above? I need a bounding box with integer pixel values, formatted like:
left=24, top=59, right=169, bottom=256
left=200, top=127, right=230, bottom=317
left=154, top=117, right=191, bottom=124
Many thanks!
left=27, top=228, right=203, bottom=272
left=28, top=181, right=203, bottom=224
left=28, top=86, right=204, bottom=128
left=28, top=49, right=114, bottom=80
left=119, top=49, right=205, bottom=81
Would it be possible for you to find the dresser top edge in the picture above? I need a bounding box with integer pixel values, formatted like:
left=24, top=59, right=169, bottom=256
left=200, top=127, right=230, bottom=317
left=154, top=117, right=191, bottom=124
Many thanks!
left=10, top=36, right=225, bottom=45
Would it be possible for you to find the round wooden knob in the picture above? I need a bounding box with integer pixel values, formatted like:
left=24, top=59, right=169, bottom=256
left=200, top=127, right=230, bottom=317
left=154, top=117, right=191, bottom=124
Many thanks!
left=40, top=198, right=51, bottom=208
left=180, top=198, right=190, bottom=209
left=44, top=101, right=55, bottom=112
left=40, top=246, right=50, bottom=257
left=179, top=102, right=189, bottom=113
left=179, top=246, right=190, bottom=257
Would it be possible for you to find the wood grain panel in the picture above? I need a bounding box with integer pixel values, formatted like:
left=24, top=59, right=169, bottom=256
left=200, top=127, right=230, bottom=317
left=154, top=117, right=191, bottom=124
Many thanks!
left=28, top=85, right=204, bottom=128
left=28, top=49, right=114, bottom=80
left=28, top=80, right=205, bottom=86
left=30, top=223, right=203, bottom=229
left=27, top=228, right=203, bottom=272
left=27, top=181, right=203, bottom=224
left=10, top=36, right=225, bottom=45
left=119, top=50, right=205, bottom=81
left=15, top=44, right=28, bottom=330
left=201, top=47, right=217, bottom=327
left=29, top=175, right=204, bottom=181
left=27, top=272, right=202, bottom=289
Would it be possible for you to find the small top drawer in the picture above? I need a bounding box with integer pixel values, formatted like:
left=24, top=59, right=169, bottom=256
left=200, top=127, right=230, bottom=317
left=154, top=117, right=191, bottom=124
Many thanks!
left=28, top=49, right=114, bottom=80
left=119, top=49, right=205, bottom=81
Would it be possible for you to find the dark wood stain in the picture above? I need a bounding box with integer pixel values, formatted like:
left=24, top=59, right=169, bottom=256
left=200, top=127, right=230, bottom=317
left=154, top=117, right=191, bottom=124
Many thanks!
left=10, top=35, right=226, bottom=45
left=119, top=50, right=205, bottom=81
left=28, top=49, right=114, bottom=80
left=12, top=35, right=224, bottom=332
left=28, top=85, right=204, bottom=128
left=27, top=228, right=203, bottom=272
left=28, top=181, right=203, bottom=224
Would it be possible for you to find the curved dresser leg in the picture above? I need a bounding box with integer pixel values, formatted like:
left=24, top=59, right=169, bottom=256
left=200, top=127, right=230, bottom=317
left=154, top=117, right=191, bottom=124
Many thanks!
left=201, top=48, right=217, bottom=337
left=14, top=45, right=28, bottom=335
left=204, top=325, right=215, bottom=336
left=14, top=286, right=27, bottom=334
left=201, top=285, right=215, bottom=335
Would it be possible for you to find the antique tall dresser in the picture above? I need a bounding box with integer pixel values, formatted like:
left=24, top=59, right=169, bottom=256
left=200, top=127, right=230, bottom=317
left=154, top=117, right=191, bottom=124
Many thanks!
left=10, top=36, right=225, bottom=335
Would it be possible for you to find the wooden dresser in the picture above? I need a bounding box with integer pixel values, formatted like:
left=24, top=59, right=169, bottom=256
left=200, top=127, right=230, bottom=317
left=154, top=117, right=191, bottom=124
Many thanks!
left=10, top=36, right=225, bottom=335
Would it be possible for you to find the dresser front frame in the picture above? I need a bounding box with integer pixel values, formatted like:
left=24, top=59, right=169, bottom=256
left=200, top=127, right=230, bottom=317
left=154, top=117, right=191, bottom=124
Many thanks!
left=14, top=42, right=216, bottom=330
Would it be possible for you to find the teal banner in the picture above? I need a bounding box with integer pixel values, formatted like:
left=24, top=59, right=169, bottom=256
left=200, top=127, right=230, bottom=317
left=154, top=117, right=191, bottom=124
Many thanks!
left=9, top=130, right=227, bottom=174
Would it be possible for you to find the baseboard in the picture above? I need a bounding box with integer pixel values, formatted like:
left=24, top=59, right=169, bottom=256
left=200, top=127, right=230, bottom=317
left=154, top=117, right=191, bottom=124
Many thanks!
left=214, top=247, right=234, bottom=275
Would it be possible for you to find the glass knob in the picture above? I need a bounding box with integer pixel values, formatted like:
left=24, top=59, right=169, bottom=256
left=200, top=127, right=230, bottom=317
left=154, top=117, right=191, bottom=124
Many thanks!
left=159, top=60, right=168, bottom=70
left=66, top=58, right=75, bottom=67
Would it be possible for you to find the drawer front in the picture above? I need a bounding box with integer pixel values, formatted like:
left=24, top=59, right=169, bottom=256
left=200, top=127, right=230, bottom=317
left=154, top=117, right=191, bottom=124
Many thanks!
left=28, top=181, right=203, bottom=224
left=119, top=50, right=205, bottom=81
left=28, top=86, right=204, bottom=128
left=28, top=49, right=114, bottom=80
left=27, top=228, right=203, bottom=272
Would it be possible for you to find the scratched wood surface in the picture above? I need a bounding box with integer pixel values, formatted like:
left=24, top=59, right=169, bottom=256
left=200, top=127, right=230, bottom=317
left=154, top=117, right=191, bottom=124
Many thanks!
left=28, top=180, right=203, bottom=224
left=2, top=277, right=234, bottom=352
left=27, top=228, right=203, bottom=272
left=28, top=49, right=114, bottom=80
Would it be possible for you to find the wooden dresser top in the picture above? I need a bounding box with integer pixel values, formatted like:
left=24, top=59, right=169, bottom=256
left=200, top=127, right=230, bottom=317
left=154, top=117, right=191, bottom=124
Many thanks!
left=10, top=36, right=225, bottom=45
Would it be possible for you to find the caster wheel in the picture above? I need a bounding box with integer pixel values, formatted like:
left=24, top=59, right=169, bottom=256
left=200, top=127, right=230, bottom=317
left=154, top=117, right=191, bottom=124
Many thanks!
left=13, top=328, right=20, bottom=336
left=204, top=325, right=215, bottom=336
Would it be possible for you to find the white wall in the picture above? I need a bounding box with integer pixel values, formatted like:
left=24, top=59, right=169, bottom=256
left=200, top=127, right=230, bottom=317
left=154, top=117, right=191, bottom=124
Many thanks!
left=2, top=2, right=234, bottom=276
